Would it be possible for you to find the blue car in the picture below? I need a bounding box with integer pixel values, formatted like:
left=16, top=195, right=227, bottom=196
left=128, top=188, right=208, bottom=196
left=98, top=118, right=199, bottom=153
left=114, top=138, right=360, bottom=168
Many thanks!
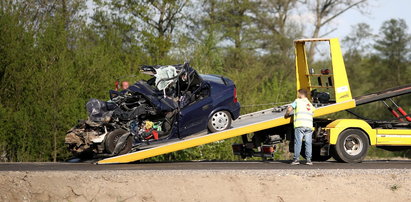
left=65, top=63, right=240, bottom=158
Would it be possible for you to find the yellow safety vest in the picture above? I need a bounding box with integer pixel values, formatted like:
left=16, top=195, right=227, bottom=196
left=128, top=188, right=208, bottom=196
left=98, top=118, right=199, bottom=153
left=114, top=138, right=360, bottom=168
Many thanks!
left=293, top=98, right=315, bottom=128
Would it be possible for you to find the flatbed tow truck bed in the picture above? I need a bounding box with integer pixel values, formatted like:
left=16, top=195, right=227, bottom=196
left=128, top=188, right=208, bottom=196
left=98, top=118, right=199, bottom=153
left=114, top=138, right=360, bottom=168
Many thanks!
left=98, top=100, right=355, bottom=164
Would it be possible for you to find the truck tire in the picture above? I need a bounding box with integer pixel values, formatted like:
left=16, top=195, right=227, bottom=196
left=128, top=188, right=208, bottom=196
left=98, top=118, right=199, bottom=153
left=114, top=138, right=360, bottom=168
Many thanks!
left=331, top=129, right=369, bottom=163
left=105, top=129, right=132, bottom=155
left=208, top=111, right=232, bottom=133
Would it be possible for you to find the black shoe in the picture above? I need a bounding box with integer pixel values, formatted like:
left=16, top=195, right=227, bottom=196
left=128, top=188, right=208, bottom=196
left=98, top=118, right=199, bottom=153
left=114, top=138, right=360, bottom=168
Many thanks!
left=306, top=160, right=313, bottom=166
left=290, top=160, right=300, bottom=165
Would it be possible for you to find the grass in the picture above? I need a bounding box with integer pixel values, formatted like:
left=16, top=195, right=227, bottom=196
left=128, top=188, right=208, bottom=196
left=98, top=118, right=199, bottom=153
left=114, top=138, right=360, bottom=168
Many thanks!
left=390, top=184, right=400, bottom=191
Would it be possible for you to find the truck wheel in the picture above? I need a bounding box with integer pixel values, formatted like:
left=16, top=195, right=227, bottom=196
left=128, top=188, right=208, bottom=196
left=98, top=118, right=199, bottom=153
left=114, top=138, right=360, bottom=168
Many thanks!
left=331, top=129, right=369, bottom=163
left=105, top=129, right=132, bottom=155
left=208, top=111, right=232, bottom=133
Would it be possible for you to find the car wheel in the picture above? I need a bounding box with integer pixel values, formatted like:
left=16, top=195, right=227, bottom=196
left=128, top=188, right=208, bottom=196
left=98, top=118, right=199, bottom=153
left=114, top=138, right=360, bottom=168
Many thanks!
left=105, top=129, right=132, bottom=155
left=208, top=111, right=232, bottom=133
left=331, top=129, right=369, bottom=163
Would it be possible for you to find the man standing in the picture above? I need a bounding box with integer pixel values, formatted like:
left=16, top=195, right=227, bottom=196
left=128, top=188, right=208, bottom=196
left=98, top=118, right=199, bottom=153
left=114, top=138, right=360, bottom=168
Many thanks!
left=284, top=89, right=315, bottom=165
left=121, top=81, right=130, bottom=90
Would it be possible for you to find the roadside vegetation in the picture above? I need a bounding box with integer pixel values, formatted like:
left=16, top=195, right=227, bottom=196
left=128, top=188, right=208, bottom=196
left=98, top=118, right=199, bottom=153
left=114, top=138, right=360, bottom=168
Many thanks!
left=0, top=0, right=410, bottom=162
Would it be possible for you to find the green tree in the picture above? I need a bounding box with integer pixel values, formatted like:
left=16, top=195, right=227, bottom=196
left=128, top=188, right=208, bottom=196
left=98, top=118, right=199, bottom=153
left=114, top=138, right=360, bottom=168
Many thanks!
left=209, top=0, right=259, bottom=69
left=94, top=0, right=188, bottom=63
left=374, top=19, right=411, bottom=86
left=342, top=23, right=375, bottom=96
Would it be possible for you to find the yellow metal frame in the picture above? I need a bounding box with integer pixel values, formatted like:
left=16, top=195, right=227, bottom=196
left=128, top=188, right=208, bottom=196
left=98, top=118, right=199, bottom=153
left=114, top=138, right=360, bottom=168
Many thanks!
left=325, top=119, right=376, bottom=145
left=376, top=129, right=411, bottom=146
left=295, top=38, right=352, bottom=103
left=325, top=119, right=411, bottom=146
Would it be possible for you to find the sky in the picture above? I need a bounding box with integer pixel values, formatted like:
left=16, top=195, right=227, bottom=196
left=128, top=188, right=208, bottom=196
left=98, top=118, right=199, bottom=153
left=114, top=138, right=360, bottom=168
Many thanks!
left=334, top=0, right=411, bottom=40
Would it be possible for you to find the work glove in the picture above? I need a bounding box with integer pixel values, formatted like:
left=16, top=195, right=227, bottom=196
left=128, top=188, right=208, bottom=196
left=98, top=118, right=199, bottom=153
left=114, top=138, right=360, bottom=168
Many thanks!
left=284, top=113, right=291, bottom=119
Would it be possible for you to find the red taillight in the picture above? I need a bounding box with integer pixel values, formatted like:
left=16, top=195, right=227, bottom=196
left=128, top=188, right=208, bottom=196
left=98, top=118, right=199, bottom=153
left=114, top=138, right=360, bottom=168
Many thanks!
left=233, top=87, right=238, bottom=103
left=262, top=145, right=275, bottom=154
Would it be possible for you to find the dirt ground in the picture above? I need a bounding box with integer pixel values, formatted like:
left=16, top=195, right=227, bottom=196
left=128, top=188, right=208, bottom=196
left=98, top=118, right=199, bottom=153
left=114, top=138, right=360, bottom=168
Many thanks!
left=1, top=169, right=411, bottom=202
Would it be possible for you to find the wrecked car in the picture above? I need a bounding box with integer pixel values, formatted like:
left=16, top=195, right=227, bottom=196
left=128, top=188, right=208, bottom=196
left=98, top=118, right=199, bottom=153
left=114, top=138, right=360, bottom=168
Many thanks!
left=65, top=63, right=241, bottom=158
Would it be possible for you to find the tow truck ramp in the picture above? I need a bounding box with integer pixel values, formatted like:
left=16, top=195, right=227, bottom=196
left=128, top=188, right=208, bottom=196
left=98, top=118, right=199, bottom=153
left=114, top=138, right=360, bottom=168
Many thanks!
left=97, top=100, right=355, bottom=164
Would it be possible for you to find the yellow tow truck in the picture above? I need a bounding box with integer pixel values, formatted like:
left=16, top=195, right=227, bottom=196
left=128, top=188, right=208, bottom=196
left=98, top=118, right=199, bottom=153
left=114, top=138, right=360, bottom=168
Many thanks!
left=98, top=38, right=411, bottom=164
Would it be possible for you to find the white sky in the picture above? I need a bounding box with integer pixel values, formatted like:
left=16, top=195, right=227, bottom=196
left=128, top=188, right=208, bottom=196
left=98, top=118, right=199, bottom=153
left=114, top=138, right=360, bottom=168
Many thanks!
left=333, top=0, right=411, bottom=39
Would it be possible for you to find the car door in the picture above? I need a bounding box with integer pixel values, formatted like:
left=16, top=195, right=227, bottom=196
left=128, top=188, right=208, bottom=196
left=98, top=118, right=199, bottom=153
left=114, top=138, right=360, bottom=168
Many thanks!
left=178, top=85, right=212, bottom=137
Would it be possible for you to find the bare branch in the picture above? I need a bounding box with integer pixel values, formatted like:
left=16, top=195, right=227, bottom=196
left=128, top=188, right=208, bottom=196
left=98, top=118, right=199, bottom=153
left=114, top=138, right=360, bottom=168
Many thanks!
left=320, top=0, right=366, bottom=27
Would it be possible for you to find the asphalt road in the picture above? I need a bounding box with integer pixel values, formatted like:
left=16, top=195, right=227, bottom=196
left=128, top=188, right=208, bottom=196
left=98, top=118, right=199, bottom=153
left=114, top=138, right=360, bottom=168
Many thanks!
left=1, top=160, right=411, bottom=171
